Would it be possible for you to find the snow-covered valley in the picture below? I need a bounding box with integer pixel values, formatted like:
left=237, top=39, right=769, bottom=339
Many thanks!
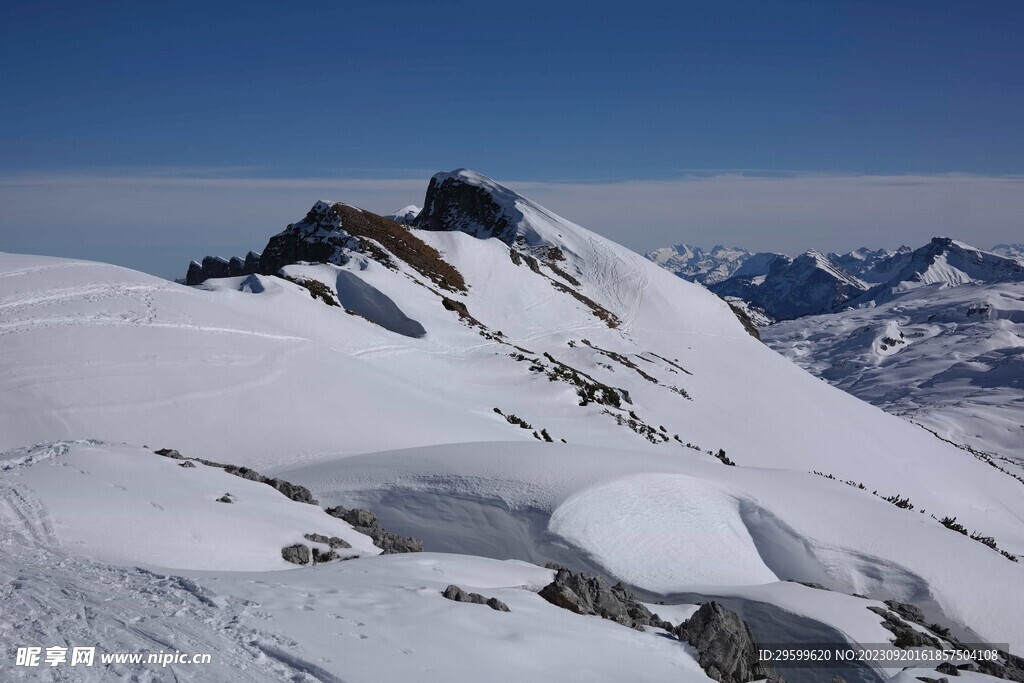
left=3, top=170, right=1023, bottom=682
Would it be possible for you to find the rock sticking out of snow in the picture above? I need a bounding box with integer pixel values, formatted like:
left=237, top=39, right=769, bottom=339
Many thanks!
left=676, top=601, right=783, bottom=683
left=324, top=505, right=423, bottom=554
left=441, top=584, right=510, bottom=612
left=155, top=448, right=318, bottom=505
left=537, top=567, right=671, bottom=632
left=281, top=543, right=311, bottom=565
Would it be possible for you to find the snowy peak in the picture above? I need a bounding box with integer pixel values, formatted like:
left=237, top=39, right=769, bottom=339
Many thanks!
left=853, top=237, right=1024, bottom=305
left=414, top=169, right=519, bottom=242
left=710, top=249, right=867, bottom=321
left=827, top=246, right=912, bottom=284
left=414, top=168, right=557, bottom=250
left=385, top=205, right=421, bottom=225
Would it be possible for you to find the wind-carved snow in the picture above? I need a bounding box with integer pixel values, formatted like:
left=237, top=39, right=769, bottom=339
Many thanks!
left=549, top=474, right=779, bottom=589
left=0, top=441, right=712, bottom=682
left=281, top=440, right=1024, bottom=651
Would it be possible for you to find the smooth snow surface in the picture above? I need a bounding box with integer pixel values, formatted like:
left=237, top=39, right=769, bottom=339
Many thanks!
left=549, top=474, right=779, bottom=588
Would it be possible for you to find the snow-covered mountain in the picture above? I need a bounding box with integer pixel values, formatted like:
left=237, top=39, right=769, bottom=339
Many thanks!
left=644, top=244, right=754, bottom=285
left=828, top=246, right=914, bottom=284
left=711, top=249, right=869, bottom=321
left=851, top=238, right=1024, bottom=306
left=3, top=170, right=1024, bottom=682
left=385, top=204, right=421, bottom=225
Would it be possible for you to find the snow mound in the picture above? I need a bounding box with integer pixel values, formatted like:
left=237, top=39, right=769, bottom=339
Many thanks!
left=549, top=473, right=778, bottom=590
left=1, top=441, right=379, bottom=570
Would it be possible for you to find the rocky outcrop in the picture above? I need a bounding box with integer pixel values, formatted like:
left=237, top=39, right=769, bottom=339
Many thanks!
left=726, top=302, right=762, bottom=341
left=303, top=532, right=351, bottom=550
left=281, top=544, right=311, bottom=565
left=414, top=170, right=522, bottom=244
left=154, top=449, right=318, bottom=505
left=185, top=200, right=465, bottom=291
left=676, top=601, right=783, bottom=683
left=441, top=584, right=510, bottom=612
left=324, top=505, right=423, bottom=554
left=185, top=252, right=262, bottom=285
left=536, top=569, right=776, bottom=682
left=537, top=567, right=670, bottom=631
left=866, top=605, right=943, bottom=649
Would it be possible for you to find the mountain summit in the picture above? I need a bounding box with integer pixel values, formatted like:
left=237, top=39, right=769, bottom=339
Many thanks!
left=850, top=237, right=1024, bottom=306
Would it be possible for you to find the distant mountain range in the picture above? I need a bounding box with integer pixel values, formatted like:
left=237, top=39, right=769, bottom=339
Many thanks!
left=649, top=239, right=1024, bottom=322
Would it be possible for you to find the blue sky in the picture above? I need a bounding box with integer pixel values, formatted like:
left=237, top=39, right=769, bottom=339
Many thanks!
left=2, top=0, right=1022, bottom=276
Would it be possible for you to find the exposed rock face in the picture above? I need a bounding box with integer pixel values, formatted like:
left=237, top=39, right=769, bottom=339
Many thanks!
left=441, top=584, right=510, bottom=612
left=676, top=601, right=783, bottom=683
left=324, top=505, right=423, bottom=554
left=258, top=201, right=359, bottom=276
left=215, top=493, right=233, bottom=503
left=185, top=200, right=466, bottom=292
left=726, top=302, right=762, bottom=341
left=537, top=568, right=669, bottom=631
left=414, top=170, right=521, bottom=244
left=281, top=544, right=311, bottom=565
left=186, top=252, right=262, bottom=285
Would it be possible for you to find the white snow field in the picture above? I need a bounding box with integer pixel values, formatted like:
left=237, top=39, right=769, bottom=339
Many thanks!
left=0, top=442, right=709, bottom=682
left=765, top=281, right=1024, bottom=464
left=1, top=170, right=1022, bottom=681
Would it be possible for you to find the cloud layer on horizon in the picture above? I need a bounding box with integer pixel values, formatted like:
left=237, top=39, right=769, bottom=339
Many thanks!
left=2, top=171, right=1021, bottom=278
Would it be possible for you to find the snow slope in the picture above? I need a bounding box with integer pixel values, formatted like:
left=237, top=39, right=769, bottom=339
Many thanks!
left=0, top=441, right=711, bottom=683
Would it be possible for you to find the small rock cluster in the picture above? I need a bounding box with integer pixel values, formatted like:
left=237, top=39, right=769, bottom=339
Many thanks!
left=867, top=604, right=943, bottom=649
left=537, top=566, right=782, bottom=683
left=324, top=505, right=423, bottom=554
left=281, top=532, right=356, bottom=566
left=538, top=565, right=670, bottom=631
left=156, top=446, right=423, bottom=564
left=154, top=449, right=318, bottom=505
left=868, top=599, right=1024, bottom=682
left=441, top=584, right=510, bottom=612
